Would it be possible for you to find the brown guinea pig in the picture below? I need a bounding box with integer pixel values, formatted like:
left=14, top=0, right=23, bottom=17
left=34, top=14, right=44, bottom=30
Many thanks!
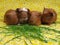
left=16, top=8, right=30, bottom=24
left=28, top=11, right=42, bottom=26
left=4, top=9, right=18, bottom=25
left=41, top=8, right=57, bottom=25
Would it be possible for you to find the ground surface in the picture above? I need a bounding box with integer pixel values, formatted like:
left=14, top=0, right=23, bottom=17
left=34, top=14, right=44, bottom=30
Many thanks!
left=0, top=0, right=60, bottom=45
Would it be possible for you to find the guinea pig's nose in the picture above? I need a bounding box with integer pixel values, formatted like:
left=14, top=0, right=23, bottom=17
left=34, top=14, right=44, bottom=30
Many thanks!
left=50, top=13, right=53, bottom=17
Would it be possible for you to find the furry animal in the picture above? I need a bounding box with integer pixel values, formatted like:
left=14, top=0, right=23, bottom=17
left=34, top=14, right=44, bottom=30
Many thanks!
left=41, top=8, right=57, bottom=25
left=28, top=11, right=42, bottom=26
left=4, top=9, right=18, bottom=25
left=16, top=8, right=30, bottom=24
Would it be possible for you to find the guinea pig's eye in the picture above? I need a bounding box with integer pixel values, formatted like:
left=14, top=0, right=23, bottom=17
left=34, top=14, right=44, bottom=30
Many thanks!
left=46, top=13, right=53, bottom=19
left=50, top=13, right=53, bottom=17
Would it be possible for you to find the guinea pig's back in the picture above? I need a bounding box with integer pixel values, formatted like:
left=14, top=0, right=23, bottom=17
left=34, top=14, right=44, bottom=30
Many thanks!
left=4, top=10, right=18, bottom=25
left=28, top=11, right=42, bottom=26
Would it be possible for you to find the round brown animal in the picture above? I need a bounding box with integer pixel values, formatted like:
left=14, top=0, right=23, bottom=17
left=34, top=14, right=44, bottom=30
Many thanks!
left=16, top=8, right=30, bottom=24
left=41, top=8, right=57, bottom=25
left=28, top=11, right=42, bottom=26
left=4, top=9, right=18, bottom=25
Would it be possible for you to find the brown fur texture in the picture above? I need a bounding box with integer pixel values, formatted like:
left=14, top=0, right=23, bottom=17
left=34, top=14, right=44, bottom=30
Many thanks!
left=4, top=9, right=18, bottom=25
left=16, top=8, right=30, bottom=24
left=41, top=8, right=57, bottom=25
left=28, top=11, right=42, bottom=26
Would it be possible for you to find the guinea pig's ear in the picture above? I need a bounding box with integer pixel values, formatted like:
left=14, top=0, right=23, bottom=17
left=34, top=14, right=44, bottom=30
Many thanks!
left=16, top=8, right=21, bottom=13
left=44, top=7, right=46, bottom=10
left=44, top=7, right=48, bottom=10
left=43, top=8, right=47, bottom=13
left=43, top=8, right=49, bottom=14
left=27, top=8, right=31, bottom=16
left=27, top=8, right=30, bottom=14
left=27, top=8, right=30, bottom=12
left=28, top=11, right=31, bottom=19
left=44, top=7, right=47, bottom=11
